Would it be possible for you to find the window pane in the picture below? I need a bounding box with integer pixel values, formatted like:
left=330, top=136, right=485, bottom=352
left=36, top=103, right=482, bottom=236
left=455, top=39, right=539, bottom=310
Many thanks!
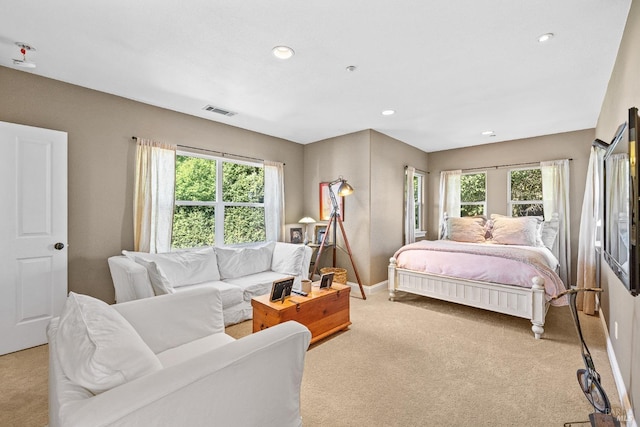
left=510, top=169, right=542, bottom=201
left=223, top=162, right=264, bottom=203
left=413, top=175, right=421, bottom=229
left=461, top=205, right=484, bottom=217
left=461, top=173, right=486, bottom=203
left=511, top=203, right=543, bottom=217
left=224, top=206, right=266, bottom=244
left=172, top=206, right=215, bottom=248
left=175, top=156, right=216, bottom=201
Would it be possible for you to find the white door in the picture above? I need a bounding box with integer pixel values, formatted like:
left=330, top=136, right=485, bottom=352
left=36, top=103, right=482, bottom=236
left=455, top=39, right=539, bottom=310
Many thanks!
left=0, top=121, right=67, bottom=355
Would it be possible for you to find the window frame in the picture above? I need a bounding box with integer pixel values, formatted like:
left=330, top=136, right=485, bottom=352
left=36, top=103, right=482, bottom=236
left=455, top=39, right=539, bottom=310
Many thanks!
left=460, top=171, right=487, bottom=217
left=174, top=150, right=266, bottom=248
left=508, top=166, right=544, bottom=217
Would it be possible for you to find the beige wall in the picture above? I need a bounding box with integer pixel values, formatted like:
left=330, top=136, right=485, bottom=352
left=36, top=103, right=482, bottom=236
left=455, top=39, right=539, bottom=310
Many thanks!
left=427, top=129, right=594, bottom=286
left=370, top=131, right=429, bottom=284
left=303, top=130, right=428, bottom=287
left=596, top=0, right=640, bottom=418
left=0, top=66, right=305, bottom=303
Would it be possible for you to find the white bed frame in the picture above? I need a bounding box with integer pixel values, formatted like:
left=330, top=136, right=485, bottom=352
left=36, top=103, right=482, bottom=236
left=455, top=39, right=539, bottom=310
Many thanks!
left=388, top=257, right=550, bottom=339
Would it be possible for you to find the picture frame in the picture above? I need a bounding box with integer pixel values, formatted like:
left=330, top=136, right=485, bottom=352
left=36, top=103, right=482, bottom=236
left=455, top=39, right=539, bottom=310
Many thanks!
left=319, top=272, right=334, bottom=289
left=290, top=227, right=303, bottom=244
left=314, top=224, right=328, bottom=244
left=269, top=277, right=294, bottom=303
left=319, top=182, right=345, bottom=221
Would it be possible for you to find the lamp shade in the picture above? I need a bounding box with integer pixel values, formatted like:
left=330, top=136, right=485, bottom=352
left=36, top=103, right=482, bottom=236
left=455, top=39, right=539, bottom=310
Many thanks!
left=298, top=216, right=316, bottom=224
left=337, top=180, right=354, bottom=197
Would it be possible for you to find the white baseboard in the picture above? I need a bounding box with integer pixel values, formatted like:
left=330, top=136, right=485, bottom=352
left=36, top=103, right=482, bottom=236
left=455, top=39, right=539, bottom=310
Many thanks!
left=598, top=310, right=637, bottom=427
left=345, top=280, right=388, bottom=296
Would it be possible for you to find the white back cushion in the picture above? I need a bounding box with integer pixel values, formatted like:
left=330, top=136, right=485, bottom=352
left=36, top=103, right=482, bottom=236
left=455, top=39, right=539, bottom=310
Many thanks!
left=56, top=292, right=162, bottom=394
left=271, top=243, right=305, bottom=276
left=216, top=242, right=275, bottom=279
left=124, top=247, right=220, bottom=287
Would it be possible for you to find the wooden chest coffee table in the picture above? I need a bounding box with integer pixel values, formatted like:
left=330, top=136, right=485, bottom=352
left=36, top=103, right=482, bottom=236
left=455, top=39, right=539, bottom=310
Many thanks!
left=251, top=283, right=351, bottom=345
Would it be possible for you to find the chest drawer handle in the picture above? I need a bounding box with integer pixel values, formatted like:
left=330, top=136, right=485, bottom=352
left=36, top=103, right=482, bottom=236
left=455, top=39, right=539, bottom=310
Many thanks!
left=296, top=303, right=301, bottom=312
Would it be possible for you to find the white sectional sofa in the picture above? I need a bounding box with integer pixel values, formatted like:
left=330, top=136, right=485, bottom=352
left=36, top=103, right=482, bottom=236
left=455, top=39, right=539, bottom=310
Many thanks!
left=108, top=242, right=312, bottom=326
left=48, top=287, right=311, bottom=427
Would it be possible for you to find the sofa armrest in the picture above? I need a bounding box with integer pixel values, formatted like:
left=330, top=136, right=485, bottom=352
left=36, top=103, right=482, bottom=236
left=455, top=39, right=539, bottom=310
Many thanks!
left=58, top=321, right=311, bottom=427
left=108, top=256, right=155, bottom=303
left=112, top=288, right=225, bottom=354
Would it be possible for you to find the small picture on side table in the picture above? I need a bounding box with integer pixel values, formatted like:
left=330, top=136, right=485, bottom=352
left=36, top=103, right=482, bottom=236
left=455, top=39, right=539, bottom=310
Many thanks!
left=314, top=224, right=328, bottom=244
left=270, top=277, right=295, bottom=303
left=290, top=227, right=303, bottom=244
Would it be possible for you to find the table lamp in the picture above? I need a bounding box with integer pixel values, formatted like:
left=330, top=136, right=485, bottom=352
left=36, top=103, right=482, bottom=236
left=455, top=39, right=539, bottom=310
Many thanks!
left=298, top=216, right=316, bottom=245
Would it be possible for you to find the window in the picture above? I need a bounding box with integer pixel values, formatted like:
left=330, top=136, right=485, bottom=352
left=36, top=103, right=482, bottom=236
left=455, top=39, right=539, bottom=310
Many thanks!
left=509, top=167, right=543, bottom=216
left=413, top=172, right=425, bottom=237
left=172, top=152, right=265, bottom=248
left=460, top=172, right=486, bottom=216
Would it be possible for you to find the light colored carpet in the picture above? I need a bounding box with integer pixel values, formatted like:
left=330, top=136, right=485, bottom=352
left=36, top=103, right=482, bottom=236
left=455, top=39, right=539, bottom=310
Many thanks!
left=1, top=289, right=622, bottom=427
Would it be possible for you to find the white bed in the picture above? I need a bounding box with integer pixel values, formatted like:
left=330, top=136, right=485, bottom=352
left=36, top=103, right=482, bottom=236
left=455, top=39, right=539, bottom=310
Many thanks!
left=388, top=215, right=567, bottom=339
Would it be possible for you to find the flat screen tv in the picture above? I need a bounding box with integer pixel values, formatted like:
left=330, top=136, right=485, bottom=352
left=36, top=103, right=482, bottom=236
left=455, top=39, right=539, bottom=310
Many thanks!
left=602, top=107, right=640, bottom=296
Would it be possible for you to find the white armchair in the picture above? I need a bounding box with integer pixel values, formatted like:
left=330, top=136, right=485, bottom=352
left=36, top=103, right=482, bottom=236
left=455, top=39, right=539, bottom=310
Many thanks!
left=48, top=287, right=311, bottom=427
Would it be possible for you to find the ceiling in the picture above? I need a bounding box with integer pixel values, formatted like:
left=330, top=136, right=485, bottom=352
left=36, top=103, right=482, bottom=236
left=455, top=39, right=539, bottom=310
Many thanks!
left=0, top=1, right=632, bottom=152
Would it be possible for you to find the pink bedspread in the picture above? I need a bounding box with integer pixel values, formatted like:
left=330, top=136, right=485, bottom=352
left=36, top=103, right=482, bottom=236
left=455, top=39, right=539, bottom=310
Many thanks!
left=393, top=240, right=567, bottom=306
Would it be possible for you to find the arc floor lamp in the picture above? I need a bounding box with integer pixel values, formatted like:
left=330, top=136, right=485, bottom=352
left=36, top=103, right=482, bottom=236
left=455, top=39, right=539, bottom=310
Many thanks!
left=310, top=176, right=366, bottom=299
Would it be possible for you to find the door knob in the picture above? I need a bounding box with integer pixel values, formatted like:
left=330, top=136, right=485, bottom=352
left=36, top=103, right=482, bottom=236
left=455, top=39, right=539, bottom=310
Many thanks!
left=54, top=243, right=65, bottom=250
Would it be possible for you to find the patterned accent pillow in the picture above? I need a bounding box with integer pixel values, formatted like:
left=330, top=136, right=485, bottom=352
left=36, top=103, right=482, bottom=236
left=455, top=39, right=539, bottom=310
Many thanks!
left=490, top=214, right=543, bottom=246
left=444, top=216, right=487, bottom=243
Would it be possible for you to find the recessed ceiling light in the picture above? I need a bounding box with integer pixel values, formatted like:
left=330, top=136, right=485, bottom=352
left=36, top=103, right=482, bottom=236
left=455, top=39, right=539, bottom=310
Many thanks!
left=382, top=110, right=395, bottom=116
left=272, top=46, right=294, bottom=59
left=345, top=65, right=357, bottom=72
left=481, top=130, right=495, bottom=136
left=537, top=33, right=554, bottom=43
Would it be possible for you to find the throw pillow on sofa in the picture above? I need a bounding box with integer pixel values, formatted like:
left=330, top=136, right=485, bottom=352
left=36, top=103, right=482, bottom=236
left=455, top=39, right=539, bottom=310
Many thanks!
left=271, top=243, right=305, bottom=277
left=216, top=242, right=276, bottom=279
left=56, top=292, right=162, bottom=394
left=123, top=247, right=220, bottom=287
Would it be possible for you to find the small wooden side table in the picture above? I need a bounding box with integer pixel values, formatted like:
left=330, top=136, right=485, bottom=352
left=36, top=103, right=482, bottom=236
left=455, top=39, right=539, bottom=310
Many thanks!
left=251, top=283, right=351, bottom=345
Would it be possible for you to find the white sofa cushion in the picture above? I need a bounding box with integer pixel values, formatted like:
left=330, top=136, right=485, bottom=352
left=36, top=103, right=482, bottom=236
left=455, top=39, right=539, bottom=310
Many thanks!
left=216, top=242, right=275, bottom=279
left=174, top=281, right=244, bottom=309
left=134, top=257, right=176, bottom=295
left=271, top=243, right=305, bottom=276
left=124, top=247, right=220, bottom=287
left=225, top=271, right=292, bottom=302
left=56, top=292, right=162, bottom=394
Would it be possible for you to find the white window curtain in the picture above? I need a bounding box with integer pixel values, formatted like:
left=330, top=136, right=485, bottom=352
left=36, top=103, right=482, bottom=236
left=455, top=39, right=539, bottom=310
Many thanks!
left=576, top=147, right=600, bottom=314
left=541, top=159, right=571, bottom=286
left=438, top=169, right=461, bottom=238
left=404, top=166, right=416, bottom=245
left=264, top=161, right=285, bottom=242
left=133, top=138, right=176, bottom=253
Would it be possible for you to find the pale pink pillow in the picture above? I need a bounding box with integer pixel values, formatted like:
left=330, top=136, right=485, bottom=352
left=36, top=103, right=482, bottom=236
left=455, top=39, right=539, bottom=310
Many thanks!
left=490, top=215, right=542, bottom=246
left=444, top=217, right=486, bottom=243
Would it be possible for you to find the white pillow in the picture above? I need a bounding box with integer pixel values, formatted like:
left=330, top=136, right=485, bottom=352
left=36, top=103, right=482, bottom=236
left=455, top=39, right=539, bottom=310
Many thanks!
left=134, top=258, right=176, bottom=295
left=271, top=243, right=305, bottom=276
left=444, top=217, right=486, bottom=243
left=55, top=292, right=162, bottom=394
left=125, top=247, right=220, bottom=288
left=490, top=215, right=543, bottom=246
left=541, top=219, right=560, bottom=250
left=216, top=242, right=275, bottom=279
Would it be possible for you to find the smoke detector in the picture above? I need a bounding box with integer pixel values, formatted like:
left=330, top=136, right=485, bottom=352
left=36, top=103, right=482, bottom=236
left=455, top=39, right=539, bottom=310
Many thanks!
left=13, top=42, right=36, bottom=69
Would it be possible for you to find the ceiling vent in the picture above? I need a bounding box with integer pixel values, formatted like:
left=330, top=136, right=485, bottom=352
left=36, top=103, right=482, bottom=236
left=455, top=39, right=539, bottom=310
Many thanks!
left=202, top=105, right=237, bottom=117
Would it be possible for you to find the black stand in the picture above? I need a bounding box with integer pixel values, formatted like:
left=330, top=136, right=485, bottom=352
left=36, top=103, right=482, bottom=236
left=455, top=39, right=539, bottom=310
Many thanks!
left=310, top=210, right=366, bottom=299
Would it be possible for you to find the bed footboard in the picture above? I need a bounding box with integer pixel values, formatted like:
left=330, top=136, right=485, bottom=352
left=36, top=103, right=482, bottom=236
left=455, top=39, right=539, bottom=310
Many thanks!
left=388, top=257, right=549, bottom=339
